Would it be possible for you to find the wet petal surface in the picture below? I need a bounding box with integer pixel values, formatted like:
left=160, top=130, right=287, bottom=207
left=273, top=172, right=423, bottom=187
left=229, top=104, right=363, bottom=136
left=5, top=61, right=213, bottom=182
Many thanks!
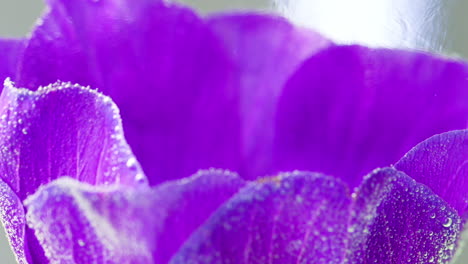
left=25, top=178, right=157, bottom=264
left=0, top=178, right=29, bottom=264
left=0, top=80, right=145, bottom=262
left=347, top=167, right=462, bottom=264
left=17, top=0, right=329, bottom=184
left=0, top=80, right=144, bottom=200
left=171, top=172, right=351, bottom=264
left=395, top=130, right=468, bottom=218
left=25, top=170, right=244, bottom=264
left=151, top=169, right=245, bottom=263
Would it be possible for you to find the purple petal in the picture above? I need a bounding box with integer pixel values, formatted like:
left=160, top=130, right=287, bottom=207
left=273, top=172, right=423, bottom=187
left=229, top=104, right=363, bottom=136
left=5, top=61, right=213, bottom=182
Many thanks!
left=0, top=39, right=25, bottom=85
left=17, top=0, right=329, bottom=184
left=0, top=80, right=145, bottom=262
left=273, top=46, right=468, bottom=187
left=18, top=0, right=241, bottom=184
left=0, top=80, right=145, bottom=200
left=24, top=170, right=244, bottom=263
left=170, top=172, right=351, bottom=264
left=207, top=14, right=330, bottom=179
left=151, top=169, right=245, bottom=263
left=395, top=130, right=468, bottom=218
left=25, top=178, right=157, bottom=263
left=0, top=178, right=30, bottom=264
left=347, top=167, right=462, bottom=263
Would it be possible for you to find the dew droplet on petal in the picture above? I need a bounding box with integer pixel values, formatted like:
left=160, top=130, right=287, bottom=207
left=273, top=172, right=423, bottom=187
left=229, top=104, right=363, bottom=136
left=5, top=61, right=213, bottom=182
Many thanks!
left=442, top=217, right=452, bottom=228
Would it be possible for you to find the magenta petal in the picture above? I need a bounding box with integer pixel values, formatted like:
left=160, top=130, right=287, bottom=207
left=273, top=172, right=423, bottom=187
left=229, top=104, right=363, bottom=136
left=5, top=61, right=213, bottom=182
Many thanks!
left=24, top=170, right=244, bottom=263
left=395, top=130, right=468, bottom=218
left=347, top=167, right=461, bottom=263
left=273, top=46, right=468, bottom=187
left=0, top=178, right=30, bottom=263
left=0, top=39, right=25, bottom=85
left=170, top=172, right=351, bottom=264
left=207, top=14, right=330, bottom=178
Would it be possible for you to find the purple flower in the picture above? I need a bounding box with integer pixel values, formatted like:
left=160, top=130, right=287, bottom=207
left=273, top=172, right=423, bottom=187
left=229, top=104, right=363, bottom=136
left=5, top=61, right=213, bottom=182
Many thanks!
left=0, top=0, right=466, bottom=263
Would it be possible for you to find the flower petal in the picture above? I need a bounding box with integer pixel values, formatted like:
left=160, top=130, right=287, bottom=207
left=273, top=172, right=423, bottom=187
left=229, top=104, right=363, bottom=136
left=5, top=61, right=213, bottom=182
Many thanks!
left=395, top=130, right=468, bottom=218
left=0, top=80, right=145, bottom=200
left=25, top=178, right=157, bottom=264
left=24, top=170, right=244, bottom=263
left=347, top=167, right=462, bottom=263
left=17, top=0, right=329, bottom=183
left=0, top=80, right=145, bottom=262
left=18, top=0, right=241, bottom=184
left=151, top=169, right=245, bottom=263
left=170, top=172, right=351, bottom=264
left=273, top=46, right=468, bottom=187
left=0, top=178, right=30, bottom=264
left=207, top=14, right=330, bottom=179
left=0, top=39, right=25, bottom=85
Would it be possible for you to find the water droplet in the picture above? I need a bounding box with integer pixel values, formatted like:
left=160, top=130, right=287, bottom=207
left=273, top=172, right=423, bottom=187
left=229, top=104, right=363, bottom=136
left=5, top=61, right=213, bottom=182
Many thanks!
left=77, top=239, right=85, bottom=247
left=429, top=213, right=436, bottom=219
left=135, top=173, right=145, bottom=183
left=442, top=217, right=452, bottom=228
left=126, top=157, right=137, bottom=169
left=21, top=128, right=28, bottom=135
left=295, top=195, right=303, bottom=203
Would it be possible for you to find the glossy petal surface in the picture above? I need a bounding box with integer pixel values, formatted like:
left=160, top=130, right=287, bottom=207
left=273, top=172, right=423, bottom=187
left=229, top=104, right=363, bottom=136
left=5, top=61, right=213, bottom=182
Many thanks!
left=0, top=178, right=29, bottom=264
left=0, top=39, right=24, bottom=86
left=25, top=170, right=244, bottom=264
left=151, top=169, right=245, bottom=263
left=171, top=172, right=351, bottom=264
left=347, top=167, right=462, bottom=264
left=0, top=80, right=145, bottom=263
left=25, top=178, right=157, bottom=264
left=273, top=45, right=468, bottom=187
left=208, top=14, right=330, bottom=178
left=0, top=80, right=145, bottom=200
left=395, top=130, right=468, bottom=218
left=18, top=0, right=240, bottom=184
left=17, top=0, right=328, bottom=184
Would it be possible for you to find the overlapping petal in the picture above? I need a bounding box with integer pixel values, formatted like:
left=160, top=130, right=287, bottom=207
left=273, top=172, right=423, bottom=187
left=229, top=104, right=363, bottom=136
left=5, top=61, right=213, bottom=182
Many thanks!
left=25, top=178, right=157, bottom=264
left=0, top=178, right=29, bottom=264
left=0, top=0, right=465, bottom=263
left=0, top=39, right=24, bottom=85
left=0, top=80, right=145, bottom=199
left=273, top=45, right=468, bottom=187
left=170, top=172, right=352, bottom=264
left=208, top=14, right=330, bottom=178
left=347, top=167, right=461, bottom=263
left=15, top=0, right=329, bottom=184
left=24, top=170, right=245, bottom=263
left=150, top=169, right=245, bottom=263
left=0, top=80, right=145, bottom=263
left=395, top=130, right=468, bottom=218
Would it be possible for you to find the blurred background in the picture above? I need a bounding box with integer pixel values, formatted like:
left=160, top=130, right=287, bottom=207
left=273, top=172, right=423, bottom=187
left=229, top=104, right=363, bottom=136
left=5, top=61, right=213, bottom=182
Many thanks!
left=0, top=0, right=466, bottom=263
left=2, top=0, right=468, bottom=56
